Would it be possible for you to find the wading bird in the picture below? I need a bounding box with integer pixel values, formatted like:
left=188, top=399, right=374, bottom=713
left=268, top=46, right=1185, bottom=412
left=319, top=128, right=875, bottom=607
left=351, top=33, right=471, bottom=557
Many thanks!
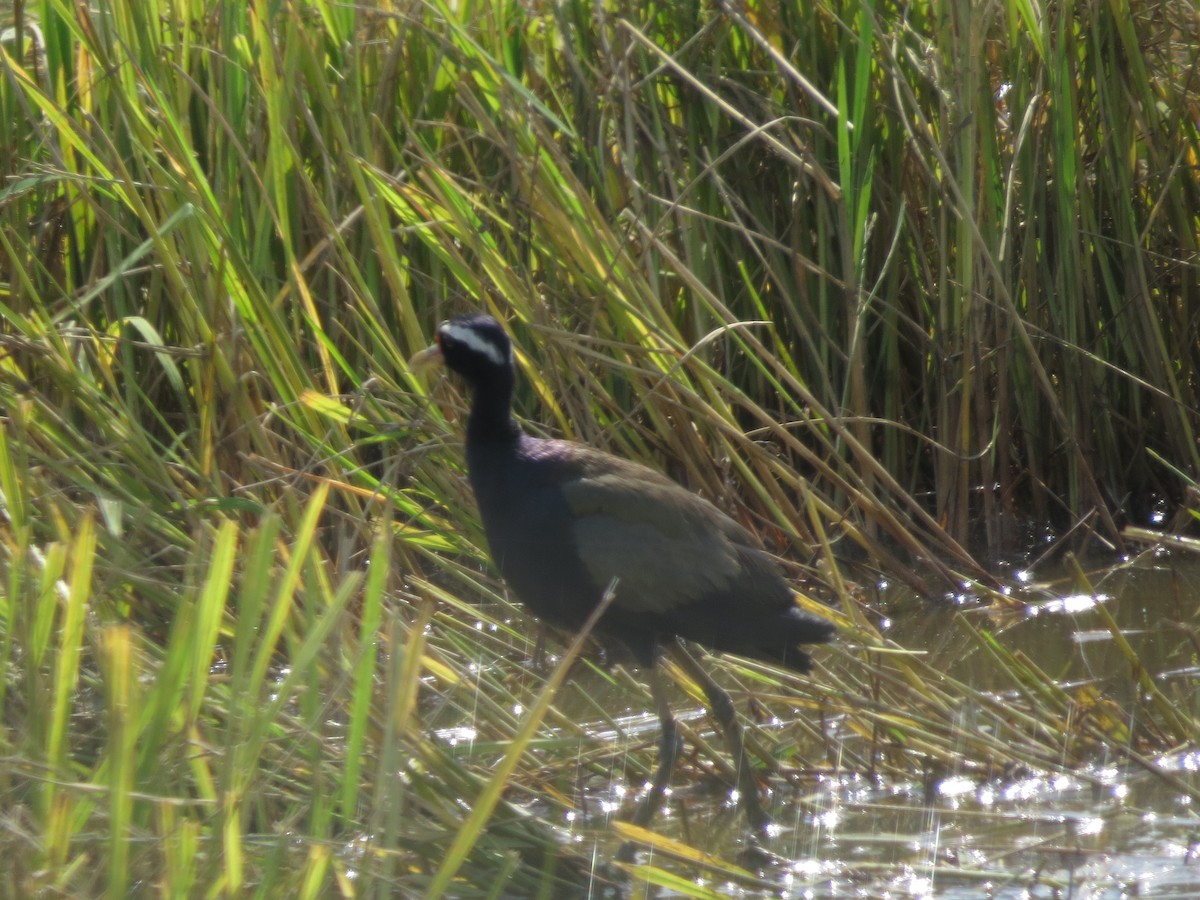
left=411, top=313, right=834, bottom=836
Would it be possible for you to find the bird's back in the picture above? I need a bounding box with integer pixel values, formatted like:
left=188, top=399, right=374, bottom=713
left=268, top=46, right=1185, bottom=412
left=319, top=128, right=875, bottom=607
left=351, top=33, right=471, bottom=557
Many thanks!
left=467, top=434, right=833, bottom=669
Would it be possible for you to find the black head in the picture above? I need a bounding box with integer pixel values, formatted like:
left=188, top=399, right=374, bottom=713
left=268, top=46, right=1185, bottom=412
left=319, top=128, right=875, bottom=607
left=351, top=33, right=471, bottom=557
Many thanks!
left=430, top=314, right=514, bottom=389
left=411, top=313, right=520, bottom=442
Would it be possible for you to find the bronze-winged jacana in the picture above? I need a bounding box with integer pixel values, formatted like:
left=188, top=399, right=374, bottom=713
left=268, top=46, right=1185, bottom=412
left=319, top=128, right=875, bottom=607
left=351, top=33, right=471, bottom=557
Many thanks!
left=412, top=313, right=834, bottom=837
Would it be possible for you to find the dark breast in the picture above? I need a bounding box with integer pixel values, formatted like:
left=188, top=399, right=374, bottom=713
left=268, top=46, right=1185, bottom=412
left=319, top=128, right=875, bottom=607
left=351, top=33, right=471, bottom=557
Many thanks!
left=467, top=437, right=603, bottom=629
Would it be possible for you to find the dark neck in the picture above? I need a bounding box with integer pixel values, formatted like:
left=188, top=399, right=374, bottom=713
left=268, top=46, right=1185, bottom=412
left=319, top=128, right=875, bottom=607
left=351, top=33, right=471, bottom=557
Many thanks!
left=466, top=373, right=522, bottom=447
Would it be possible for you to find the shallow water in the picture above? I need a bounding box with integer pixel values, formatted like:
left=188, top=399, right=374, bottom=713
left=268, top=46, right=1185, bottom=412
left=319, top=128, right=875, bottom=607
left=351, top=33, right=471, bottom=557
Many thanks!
left=441, top=552, right=1200, bottom=898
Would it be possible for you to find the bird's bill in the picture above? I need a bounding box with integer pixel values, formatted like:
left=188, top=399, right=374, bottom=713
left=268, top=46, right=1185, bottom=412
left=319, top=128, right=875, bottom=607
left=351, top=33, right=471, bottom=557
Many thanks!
left=409, top=343, right=443, bottom=373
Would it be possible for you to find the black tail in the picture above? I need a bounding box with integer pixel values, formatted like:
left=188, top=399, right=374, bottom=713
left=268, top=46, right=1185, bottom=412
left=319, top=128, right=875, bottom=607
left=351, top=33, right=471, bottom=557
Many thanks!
left=749, top=609, right=837, bottom=673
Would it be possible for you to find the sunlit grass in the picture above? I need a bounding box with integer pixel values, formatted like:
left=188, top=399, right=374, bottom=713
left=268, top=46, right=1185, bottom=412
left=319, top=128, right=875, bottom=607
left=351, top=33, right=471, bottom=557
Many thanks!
left=1, top=0, right=1199, bottom=895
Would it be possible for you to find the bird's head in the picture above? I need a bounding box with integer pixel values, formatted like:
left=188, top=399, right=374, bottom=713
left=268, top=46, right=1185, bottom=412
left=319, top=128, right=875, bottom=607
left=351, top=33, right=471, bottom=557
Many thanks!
left=410, top=313, right=514, bottom=389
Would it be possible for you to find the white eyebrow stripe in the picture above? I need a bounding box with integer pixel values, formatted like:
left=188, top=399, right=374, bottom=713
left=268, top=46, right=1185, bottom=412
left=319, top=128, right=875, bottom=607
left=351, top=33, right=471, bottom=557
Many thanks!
left=441, top=322, right=510, bottom=366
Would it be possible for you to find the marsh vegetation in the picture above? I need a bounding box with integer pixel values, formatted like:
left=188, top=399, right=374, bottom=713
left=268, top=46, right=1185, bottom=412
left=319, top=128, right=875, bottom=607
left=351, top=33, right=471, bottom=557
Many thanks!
left=2, top=1, right=1199, bottom=895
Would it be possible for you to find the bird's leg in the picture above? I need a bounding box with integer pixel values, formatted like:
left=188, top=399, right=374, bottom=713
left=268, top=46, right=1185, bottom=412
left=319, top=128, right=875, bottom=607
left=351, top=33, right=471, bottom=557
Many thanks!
left=631, top=665, right=682, bottom=828
left=617, top=666, right=682, bottom=863
left=669, top=641, right=771, bottom=835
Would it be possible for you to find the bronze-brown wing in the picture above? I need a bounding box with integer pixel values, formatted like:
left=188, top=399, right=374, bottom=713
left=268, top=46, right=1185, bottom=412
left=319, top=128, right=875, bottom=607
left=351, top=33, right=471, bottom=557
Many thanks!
left=560, top=458, right=790, bottom=616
